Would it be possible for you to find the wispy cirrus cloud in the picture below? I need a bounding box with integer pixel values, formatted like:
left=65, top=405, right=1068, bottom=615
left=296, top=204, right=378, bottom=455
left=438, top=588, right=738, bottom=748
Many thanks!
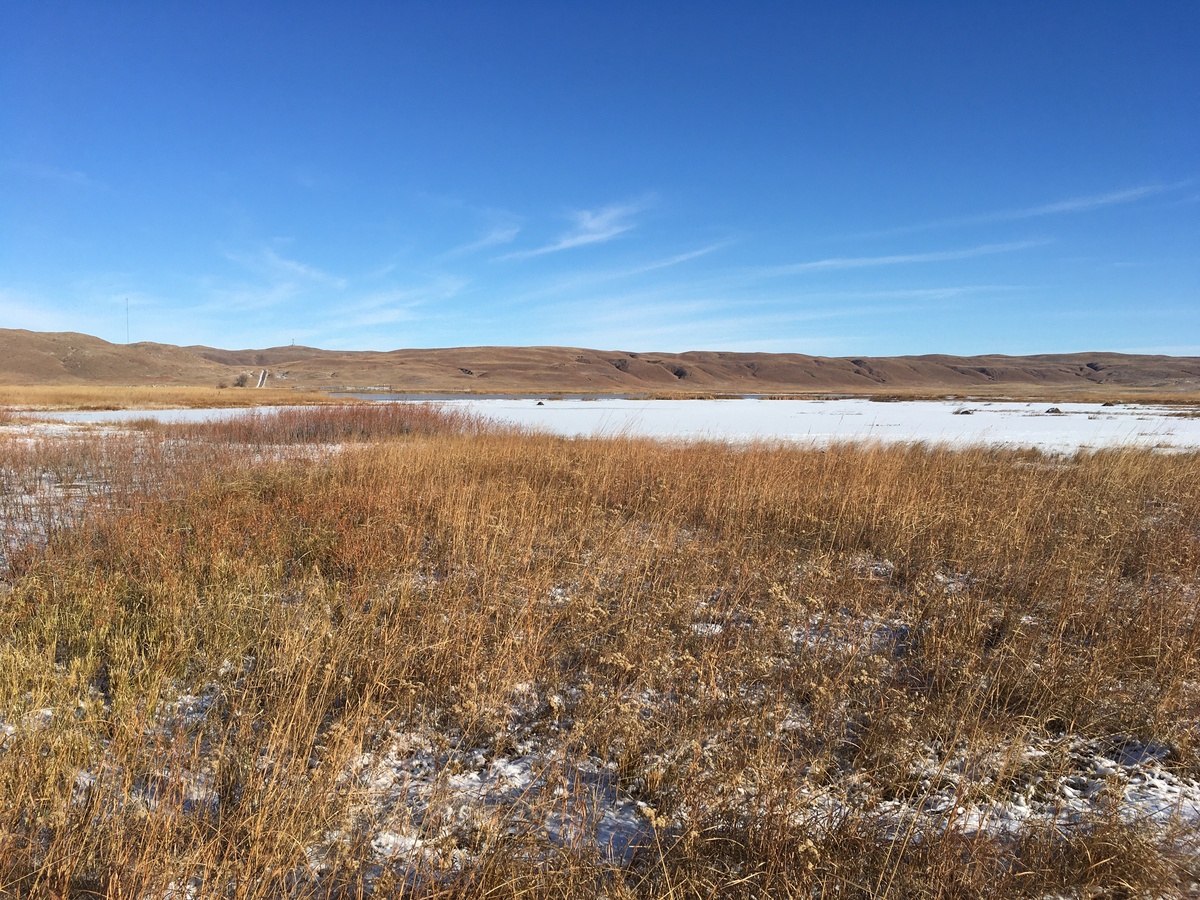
left=498, top=200, right=649, bottom=261
left=259, top=248, right=346, bottom=288
left=197, top=245, right=350, bottom=315
left=440, top=224, right=521, bottom=259
left=514, top=242, right=731, bottom=302
left=859, top=182, right=1190, bottom=238
left=225, top=246, right=347, bottom=290
left=334, top=277, right=468, bottom=328
left=528, top=288, right=874, bottom=353
left=999, top=185, right=1167, bottom=219
left=199, top=280, right=302, bottom=313
left=413, top=194, right=523, bottom=259
left=614, top=242, right=730, bottom=277
left=761, top=240, right=1046, bottom=277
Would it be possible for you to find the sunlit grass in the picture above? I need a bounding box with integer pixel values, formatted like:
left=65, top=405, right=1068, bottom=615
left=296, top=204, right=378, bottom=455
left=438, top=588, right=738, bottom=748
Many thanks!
left=3, top=381, right=1198, bottom=410
left=0, top=384, right=339, bottom=411
left=1, top=405, right=1197, bottom=896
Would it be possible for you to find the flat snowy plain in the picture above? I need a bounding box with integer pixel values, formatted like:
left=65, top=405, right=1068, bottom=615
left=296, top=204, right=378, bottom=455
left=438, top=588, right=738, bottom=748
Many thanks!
left=35, top=398, right=1200, bottom=452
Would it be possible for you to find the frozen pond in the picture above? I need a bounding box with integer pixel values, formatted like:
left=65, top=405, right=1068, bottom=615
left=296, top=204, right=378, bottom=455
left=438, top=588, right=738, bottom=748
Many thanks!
left=26, top=399, right=1200, bottom=452
left=440, top=398, right=1200, bottom=452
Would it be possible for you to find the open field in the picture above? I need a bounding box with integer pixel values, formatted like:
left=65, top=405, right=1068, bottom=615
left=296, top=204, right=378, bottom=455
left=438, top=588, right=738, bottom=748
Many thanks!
left=1, top=406, right=1199, bottom=897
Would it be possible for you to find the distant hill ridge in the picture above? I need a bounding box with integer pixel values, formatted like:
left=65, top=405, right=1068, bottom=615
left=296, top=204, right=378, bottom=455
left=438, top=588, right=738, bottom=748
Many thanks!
left=2, top=328, right=1199, bottom=396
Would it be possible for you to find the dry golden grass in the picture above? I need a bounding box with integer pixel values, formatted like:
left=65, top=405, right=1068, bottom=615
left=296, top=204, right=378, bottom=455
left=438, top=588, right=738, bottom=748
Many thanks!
left=0, top=384, right=339, bottom=411
left=1, top=406, right=1198, bottom=897
left=3, top=381, right=1198, bottom=411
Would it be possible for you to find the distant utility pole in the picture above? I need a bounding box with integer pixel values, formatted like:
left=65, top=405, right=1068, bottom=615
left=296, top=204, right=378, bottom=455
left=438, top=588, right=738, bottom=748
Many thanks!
left=126, top=297, right=130, bottom=344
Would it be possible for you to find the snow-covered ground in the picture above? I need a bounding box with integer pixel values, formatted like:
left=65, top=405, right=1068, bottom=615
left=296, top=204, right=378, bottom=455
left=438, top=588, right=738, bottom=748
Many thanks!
left=24, top=399, right=1200, bottom=452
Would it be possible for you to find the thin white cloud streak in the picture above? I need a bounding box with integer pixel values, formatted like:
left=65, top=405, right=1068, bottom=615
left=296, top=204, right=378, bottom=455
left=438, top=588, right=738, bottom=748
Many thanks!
left=201, top=281, right=302, bottom=312
left=224, top=246, right=347, bottom=289
left=347, top=287, right=441, bottom=313
left=761, top=240, right=1046, bottom=277
left=543, top=307, right=861, bottom=354
left=308, top=277, right=471, bottom=334
left=343, top=306, right=421, bottom=328
left=1011, top=186, right=1164, bottom=218
left=512, top=242, right=731, bottom=303
left=414, top=193, right=523, bottom=258
left=259, top=248, right=347, bottom=288
left=336, top=279, right=468, bottom=325
left=521, top=280, right=1025, bottom=347
left=497, top=201, right=648, bottom=261
left=440, top=224, right=521, bottom=259
left=531, top=283, right=952, bottom=341
left=616, top=243, right=730, bottom=277
left=687, top=285, right=1028, bottom=314
left=778, top=284, right=1032, bottom=303
left=858, top=183, right=1188, bottom=238
left=205, top=246, right=349, bottom=313
left=514, top=254, right=1026, bottom=314
left=521, top=276, right=1036, bottom=352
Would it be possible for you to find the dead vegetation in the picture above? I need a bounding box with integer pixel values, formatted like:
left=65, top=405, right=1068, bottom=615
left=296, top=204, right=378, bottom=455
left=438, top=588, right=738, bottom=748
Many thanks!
left=1, top=405, right=1198, bottom=897
left=3, top=328, right=1200, bottom=399
left=0, top=385, right=338, bottom=412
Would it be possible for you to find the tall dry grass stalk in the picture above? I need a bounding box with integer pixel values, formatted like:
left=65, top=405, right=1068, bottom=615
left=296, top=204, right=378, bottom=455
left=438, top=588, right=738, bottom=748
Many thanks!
left=0, top=405, right=1197, bottom=896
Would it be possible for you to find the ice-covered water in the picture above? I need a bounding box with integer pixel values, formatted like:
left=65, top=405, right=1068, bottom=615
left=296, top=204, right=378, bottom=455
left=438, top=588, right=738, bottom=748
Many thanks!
left=24, top=398, right=1200, bottom=452
left=428, top=397, right=1200, bottom=452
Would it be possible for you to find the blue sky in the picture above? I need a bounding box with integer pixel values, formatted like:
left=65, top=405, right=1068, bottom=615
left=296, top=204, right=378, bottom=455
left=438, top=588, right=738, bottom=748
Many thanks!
left=2, top=2, right=1197, bottom=355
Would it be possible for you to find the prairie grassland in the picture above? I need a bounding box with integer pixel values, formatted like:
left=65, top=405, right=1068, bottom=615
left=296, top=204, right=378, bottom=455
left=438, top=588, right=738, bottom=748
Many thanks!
left=4, top=382, right=1200, bottom=411
left=1, top=406, right=1198, bottom=897
left=0, top=385, right=338, bottom=411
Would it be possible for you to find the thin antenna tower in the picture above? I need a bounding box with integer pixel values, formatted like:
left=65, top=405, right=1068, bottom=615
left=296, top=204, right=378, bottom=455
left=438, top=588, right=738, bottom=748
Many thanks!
left=126, top=298, right=130, bottom=344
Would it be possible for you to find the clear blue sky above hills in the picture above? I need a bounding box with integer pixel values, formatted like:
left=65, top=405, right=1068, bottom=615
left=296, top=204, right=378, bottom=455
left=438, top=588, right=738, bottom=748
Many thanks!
left=2, top=2, right=1197, bottom=355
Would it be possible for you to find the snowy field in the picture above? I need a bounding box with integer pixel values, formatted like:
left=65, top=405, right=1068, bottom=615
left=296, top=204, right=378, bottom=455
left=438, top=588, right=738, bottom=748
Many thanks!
left=30, top=398, right=1200, bottom=452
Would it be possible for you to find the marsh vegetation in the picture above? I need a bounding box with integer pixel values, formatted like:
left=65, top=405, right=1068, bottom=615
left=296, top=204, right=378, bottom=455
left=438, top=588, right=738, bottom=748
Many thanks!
left=1, top=404, right=1198, bottom=897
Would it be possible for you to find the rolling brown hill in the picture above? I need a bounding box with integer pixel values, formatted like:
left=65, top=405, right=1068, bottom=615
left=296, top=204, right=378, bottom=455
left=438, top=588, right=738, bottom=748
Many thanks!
left=2, top=328, right=1200, bottom=398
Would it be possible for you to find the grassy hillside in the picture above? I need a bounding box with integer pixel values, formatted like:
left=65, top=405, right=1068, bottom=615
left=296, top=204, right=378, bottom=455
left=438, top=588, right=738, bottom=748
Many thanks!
left=3, top=328, right=1200, bottom=399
